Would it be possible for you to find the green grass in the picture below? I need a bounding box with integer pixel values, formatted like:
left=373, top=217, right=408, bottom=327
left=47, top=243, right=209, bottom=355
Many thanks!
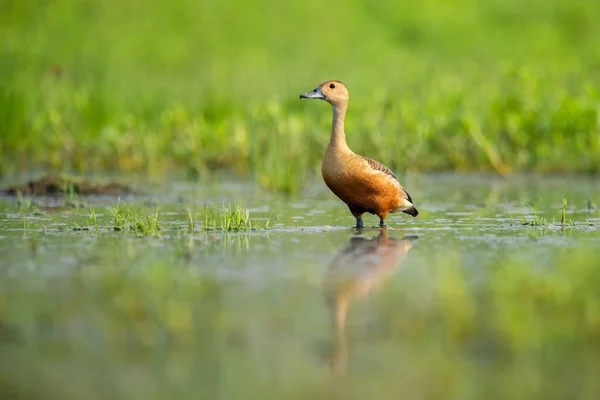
left=203, top=203, right=269, bottom=231
left=15, top=190, right=42, bottom=215
left=2, top=0, right=600, bottom=192
left=13, top=196, right=269, bottom=236
left=521, top=199, right=548, bottom=227
left=521, top=196, right=579, bottom=229
left=558, top=197, right=573, bottom=226
left=110, top=199, right=162, bottom=236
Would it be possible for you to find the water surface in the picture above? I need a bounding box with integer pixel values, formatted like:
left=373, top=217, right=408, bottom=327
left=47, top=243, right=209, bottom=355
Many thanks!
left=1, top=173, right=599, bottom=399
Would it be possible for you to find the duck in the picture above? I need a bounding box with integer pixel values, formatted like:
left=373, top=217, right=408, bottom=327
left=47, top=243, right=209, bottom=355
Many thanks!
left=300, top=80, right=418, bottom=228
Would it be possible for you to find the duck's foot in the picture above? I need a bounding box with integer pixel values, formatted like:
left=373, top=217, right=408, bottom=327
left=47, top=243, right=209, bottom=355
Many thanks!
left=355, top=217, right=364, bottom=228
left=379, top=219, right=386, bottom=228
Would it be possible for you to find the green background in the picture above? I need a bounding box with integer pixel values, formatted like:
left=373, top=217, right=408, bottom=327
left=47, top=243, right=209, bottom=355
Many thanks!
left=2, top=0, right=599, bottom=191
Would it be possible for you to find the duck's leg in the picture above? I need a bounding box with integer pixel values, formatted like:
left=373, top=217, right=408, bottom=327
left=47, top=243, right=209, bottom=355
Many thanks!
left=355, top=216, right=364, bottom=228
left=378, top=211, right=388, bottom=228
left=349, top=206, right=365, bottom=229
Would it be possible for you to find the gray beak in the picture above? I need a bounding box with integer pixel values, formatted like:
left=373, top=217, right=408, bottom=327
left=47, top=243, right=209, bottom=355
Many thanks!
left=299, top=86, right=326, bottom=100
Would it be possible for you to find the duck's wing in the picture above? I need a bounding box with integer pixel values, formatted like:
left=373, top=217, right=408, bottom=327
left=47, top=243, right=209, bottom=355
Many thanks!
left=360, top=156, right=398, bottom=180
left=360, top=156, right=415, bottom=204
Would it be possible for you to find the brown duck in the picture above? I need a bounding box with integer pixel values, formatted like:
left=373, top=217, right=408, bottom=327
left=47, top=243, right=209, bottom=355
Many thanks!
left=300, top=80, right=418, bottom=228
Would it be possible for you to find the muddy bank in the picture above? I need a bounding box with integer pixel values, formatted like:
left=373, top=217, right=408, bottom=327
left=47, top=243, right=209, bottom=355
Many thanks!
left=1, top=176, right=130, bottom=196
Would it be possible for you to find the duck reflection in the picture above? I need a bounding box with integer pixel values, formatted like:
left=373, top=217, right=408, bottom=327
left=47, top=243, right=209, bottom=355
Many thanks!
left=322, top=228, right=418, bottom=373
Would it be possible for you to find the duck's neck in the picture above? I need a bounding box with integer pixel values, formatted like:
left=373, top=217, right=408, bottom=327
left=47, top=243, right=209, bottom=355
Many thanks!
left=328, top=103, right=349, bottom=151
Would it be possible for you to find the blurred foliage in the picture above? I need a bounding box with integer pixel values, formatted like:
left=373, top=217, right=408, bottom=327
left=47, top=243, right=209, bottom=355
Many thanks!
left=1, top=0, right=600, bottom=191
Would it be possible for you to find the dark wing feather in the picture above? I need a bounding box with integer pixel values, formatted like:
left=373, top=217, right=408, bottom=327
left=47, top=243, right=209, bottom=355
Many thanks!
left=361, top=156, right=397, bottom=179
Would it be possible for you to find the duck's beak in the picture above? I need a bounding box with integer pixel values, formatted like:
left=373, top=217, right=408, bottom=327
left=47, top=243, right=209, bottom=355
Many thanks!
left=299, top=86, right=325, bottom=100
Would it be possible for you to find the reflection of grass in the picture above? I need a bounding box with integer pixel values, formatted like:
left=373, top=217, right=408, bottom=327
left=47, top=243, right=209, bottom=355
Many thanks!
left=382, top=247, right=600, bottom=353
left=2, top=0, right=600, bottom=192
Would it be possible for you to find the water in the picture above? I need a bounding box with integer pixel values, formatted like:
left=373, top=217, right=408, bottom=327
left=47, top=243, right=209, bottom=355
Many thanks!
left=1, top=173, right=599, bottom=399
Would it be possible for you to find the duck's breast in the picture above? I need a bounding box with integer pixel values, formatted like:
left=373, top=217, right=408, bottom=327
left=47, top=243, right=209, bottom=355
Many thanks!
left=322, top=154, right=403, bottom=213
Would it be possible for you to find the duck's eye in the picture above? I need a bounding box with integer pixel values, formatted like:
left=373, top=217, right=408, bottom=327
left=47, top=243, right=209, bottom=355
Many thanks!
left=329, top=83, right=335, bottom=89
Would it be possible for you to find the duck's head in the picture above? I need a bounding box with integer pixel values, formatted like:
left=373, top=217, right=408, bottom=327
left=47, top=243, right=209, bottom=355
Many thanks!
left=300, top=80, right=348, bottom=107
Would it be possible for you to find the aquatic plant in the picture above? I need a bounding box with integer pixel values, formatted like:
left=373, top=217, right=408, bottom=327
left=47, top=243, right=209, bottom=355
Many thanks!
left=8, top=199, right=268, bottom=236
left=15, top=190, right=42, bottom=216
left=521, top=199, right=548, bottom=227
left=68, top=207, right=101, bottom=232
left=203, top=203, right=269, bottom=231
left=203, top=205, right=217, bottom=231
left=557, top=196, right=573, bottom=227
left=187, top=208, right=195, bottom=232
left=63, top=180, right=87, bottom=208
left=110, top=199, right=161, bottom=236
left=522, top=197, right=576, bottom=229
left=89, top=207, right=99, bottom=231
left=220, top=204, right=249, bottom=231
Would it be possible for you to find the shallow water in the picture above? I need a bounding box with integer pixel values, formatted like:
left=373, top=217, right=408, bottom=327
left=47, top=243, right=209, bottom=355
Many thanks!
left=1, top=173, right=599, bottom=399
